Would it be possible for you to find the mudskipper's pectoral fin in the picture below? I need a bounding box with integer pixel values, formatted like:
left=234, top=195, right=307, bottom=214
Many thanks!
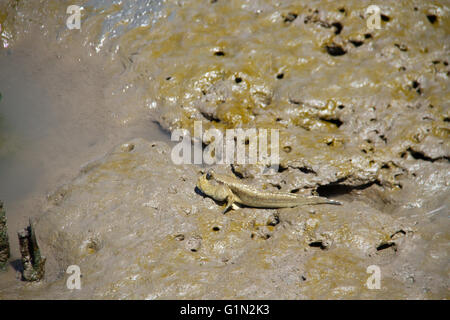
left=222, top=194, right=237, bottom=214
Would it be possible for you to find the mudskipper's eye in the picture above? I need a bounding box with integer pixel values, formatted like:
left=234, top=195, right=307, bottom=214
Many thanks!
left=206, top=172, right=212, bottom=180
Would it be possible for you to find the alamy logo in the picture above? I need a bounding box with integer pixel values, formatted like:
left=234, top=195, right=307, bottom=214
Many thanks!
left=66, top=5, right=83, bottom=30
left=66, top=265, right=81, bottom=290
left=366, top=5, right=381, bottom=30
left=366, top=265, right=381, bottom=289
left=171, top=121, right=279, bottom=174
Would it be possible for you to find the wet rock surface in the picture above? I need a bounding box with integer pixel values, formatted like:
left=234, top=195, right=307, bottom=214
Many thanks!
left=0, top=139, right=447, bottom=299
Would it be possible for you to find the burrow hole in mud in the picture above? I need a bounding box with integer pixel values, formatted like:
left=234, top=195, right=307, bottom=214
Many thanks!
left=380, top=14, right=390, bottom=22
left=426, top=14, right=437, bottom=24
left=325, top=44, right=347, bottom=56
left=309, top=241, right=327, bottom=250
left=235, top=77, right=242, bottom=83
left=320, top=117, right=343, bottom=128
left=212, top=226, right=220, bottom=231
left=298, top=166, right=315, bottom=174
left=283, top=12, right=298, bottom=23
left=214, top=50, right=225, bottom=56
left=376, top=242, right=396, bottom=252
left=407, top=148, right=449, bottom=162
left=317, top=180, right=379, bottom=198
left=200, top=111, right=221, bottom=123
left=276, top=73, right=284, bottom=79
left=350, top=40, right=364, bottom=47
left=331, top=22, right=343, bottom=35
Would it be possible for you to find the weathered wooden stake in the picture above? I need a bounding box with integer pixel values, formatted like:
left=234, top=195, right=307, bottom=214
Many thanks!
left=0, top=201, right=10, bottom=271
left=18, top=220, right=46, bottom=281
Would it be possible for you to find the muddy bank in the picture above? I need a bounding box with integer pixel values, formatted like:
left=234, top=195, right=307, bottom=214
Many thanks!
left=0, top=138, right=445, bottom=299
left=0, top=0, right=448, bottom=299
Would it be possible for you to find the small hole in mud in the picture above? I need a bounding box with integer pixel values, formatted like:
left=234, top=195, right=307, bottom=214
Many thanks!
left=276, top=73, right=284, bottom=79
left=331, top=22, right=343, bottom=35
left=267, top=214, right=280, bottom=226
left=309, top=241, right=327, bottom=250
left=412, top=80, right=419, bottom=89
left=350, top=40, right=363, bottom=47
left=283, top=146, right=292, bottom=153
left=426, top=14, right=437, bottom=24
left=444, top=61, right=448, bottom=66
left=376, top=242, right=396, bottom=251
left=301, top=276, right=307, bottom=281
left=283, top=12, right=298, bottom=23
left=380, top=14, right=390, bottom=22
left=325, top=45, right=347, bottom=56
left=338, top=8, right=345, bottom=13
left=317, top=180, right=378, bottom=197
left=212, top=226, right=220, bottom=231
left=190, top=249, right=198, bottom=252
left=391, top=230, right=406, bottom=239
left=214, top=51, right=225, bottom=56
left=320, top=117, right=343, bottom=127
left=364, top=33, right=372, bottom=39
left=338, top=104, right=345, bottom=109
left=235, top=77, right=242, bottom=83
left=165, top=76, right=172, bottom=80
left=299, top=167, right=315, bottom=174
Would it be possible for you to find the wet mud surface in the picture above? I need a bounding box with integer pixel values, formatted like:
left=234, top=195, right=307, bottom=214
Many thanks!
left=0, top=0, right=448, bottom=299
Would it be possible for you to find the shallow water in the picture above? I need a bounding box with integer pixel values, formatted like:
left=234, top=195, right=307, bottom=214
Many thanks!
left=0, top=29, right=169, bottom=264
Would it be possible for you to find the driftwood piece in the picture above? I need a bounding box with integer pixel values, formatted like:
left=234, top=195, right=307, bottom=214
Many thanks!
left=18, top=220, right=46, bottom=281
left=0, top=201, right=10, bottom=270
